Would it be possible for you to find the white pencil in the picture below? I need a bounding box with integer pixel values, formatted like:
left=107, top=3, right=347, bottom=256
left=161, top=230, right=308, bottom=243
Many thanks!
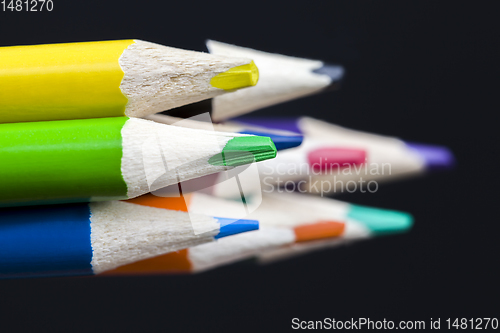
left=207, top=41, right=344, bottom=121
left=167, top=40, right=344, bottom=121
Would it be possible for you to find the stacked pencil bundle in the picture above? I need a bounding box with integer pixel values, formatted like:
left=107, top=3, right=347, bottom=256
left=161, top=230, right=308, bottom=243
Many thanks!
left=105, top=40, right=455, bottom=275
left=0, top=39, right=275, bottom=278
left=0, top=39, right=454, bottom=278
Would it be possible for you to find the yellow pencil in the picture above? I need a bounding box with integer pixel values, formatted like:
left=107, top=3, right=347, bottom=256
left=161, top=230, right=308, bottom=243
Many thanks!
left=0, top=39, right=259, bottom=123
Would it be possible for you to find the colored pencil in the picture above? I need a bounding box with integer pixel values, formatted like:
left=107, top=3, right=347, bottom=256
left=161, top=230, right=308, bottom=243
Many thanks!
left=144, top=114, right=303, bottom=151
left=104, top=226, right=339, bottom=275
left=253, top=192, right=412, bottom=265
left=0, top=117, right=276, bottom=207
left=103, top=192, right=411, bottom=274
left=257, top=209, right=411, bottom=264
left=225, top=116, right=455, bottom=195
left=167, top=40, right=344, bottom=121
left=0, top=200, right=259, bottom=279
left=0, top=39, right=258, bottom=123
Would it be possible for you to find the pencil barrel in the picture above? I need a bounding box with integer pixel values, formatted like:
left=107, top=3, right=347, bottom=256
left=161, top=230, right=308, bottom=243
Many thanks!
left=0, top=117, right=128, bottom=207
left=0, top=40, right=132, bottom=123
left=0, top=204, right=93, bottom=279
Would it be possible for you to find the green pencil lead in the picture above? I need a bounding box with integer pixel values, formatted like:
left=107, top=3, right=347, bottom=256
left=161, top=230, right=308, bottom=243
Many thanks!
left=209, top=136, right=277, bottom=167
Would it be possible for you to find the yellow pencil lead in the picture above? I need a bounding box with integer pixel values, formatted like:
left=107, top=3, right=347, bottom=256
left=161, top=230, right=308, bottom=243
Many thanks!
left=210, top=60, right=259, bottom=91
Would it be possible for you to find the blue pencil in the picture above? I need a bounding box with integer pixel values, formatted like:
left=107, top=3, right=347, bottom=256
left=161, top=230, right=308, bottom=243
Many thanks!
left=0, top=201, right=258, bottom=279
left=232, top=116, right=455, bottom=170
left=145, top=113, right=303, bottom=151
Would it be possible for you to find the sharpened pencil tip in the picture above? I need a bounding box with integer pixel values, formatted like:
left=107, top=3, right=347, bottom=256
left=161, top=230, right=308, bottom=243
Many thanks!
left=347, top=205, right=414, bottom=235
left=213, top=217, right=259, bottom=239
left=308, top=148, right=366, bottom=171
left=210, top=60, right=259, bottom=91
left=406, top=142, right=455, bottom=170
left=239, top=130, right=303, bottom=151
left=235, top=117, right=302, bottom=134
left=208, top=135, right=277, bottom=167
left=294, top=221, right=345, bottom=243
left=313, top=63, right=345, bottom=91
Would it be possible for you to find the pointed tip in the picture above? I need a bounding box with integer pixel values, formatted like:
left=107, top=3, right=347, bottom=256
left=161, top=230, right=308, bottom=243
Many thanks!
left=208, top=135, right=277, bottom=167
left=213, top=217, right=259, bottom=239
left=210, top=61, right=259, bottom=91
left=405, top=142, right=455, bottom=170
left=347, top=205, right=414, bottom=235
left=308, top=148, right=366, bottom=171
left=234, top=117, right=302, bottom=134
left=239, top=130, right=303, bottom=151
left=294, top=221, right=345, bottom=243
left=312, top=63, right=345, bottom=90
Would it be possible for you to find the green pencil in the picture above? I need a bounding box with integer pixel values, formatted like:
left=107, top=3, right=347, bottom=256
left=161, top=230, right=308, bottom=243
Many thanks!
left=0, top=117, right=276, bottom=207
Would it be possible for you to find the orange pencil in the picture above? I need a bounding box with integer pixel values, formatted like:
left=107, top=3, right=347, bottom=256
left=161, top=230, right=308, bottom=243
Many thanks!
left=104, top=222, right=344, bottom=275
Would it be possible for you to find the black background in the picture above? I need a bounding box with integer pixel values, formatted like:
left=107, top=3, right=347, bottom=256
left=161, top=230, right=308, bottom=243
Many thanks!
left=0, top=1, right=498, bottom=332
